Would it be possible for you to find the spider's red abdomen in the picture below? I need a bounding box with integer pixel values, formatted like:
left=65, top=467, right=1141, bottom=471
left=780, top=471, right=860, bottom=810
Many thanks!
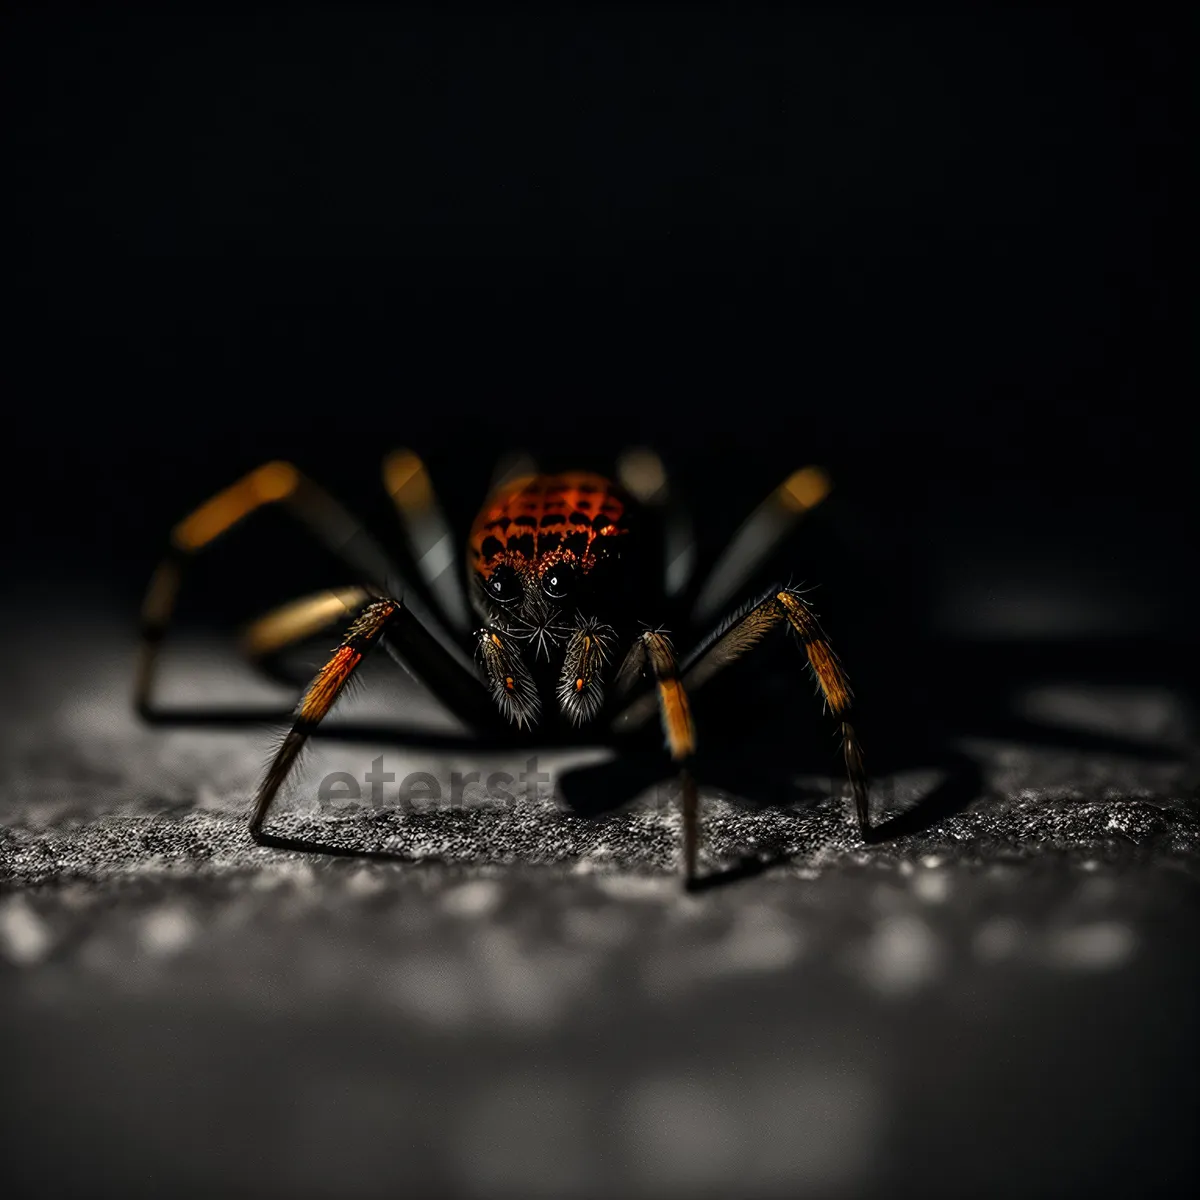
left=468, top=472, right=630, bottom=581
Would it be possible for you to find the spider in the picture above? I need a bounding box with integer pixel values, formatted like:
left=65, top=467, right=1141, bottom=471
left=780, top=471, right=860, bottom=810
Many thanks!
left=135, top=448, right=868, bottom=886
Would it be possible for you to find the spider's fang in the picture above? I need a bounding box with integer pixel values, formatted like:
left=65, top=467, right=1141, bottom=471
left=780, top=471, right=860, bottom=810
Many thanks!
left=508, top=611, right=573, bottom=662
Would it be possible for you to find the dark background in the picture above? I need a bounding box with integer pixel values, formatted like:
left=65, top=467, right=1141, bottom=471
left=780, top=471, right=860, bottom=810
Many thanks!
left=6, top=6, right=1191, bottom=623
left=3, top=8, right=1195, bottom=1199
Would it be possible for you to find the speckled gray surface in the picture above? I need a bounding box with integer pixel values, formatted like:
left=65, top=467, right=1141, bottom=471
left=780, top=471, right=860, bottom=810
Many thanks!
left=2, top=616, right=1199, bottom=1198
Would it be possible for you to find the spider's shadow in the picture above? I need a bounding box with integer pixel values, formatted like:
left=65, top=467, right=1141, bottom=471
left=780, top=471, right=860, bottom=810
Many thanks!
left=140, top=630, right=1193, bottom=890
left=550, top=687, right=988, bottom=885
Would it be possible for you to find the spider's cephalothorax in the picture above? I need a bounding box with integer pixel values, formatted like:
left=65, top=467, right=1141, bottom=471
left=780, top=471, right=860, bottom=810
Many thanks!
left=467, top=472, right=643, bottom=729
left=135, top=450, right=869, bottom=886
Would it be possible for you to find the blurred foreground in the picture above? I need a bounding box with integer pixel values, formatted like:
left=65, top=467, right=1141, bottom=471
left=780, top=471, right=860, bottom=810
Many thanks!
left=1, top=612, right=1197, bottom=1198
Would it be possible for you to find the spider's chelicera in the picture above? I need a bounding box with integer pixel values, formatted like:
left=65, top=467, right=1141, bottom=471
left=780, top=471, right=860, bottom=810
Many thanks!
left=135, top=456, right=867, bottom=885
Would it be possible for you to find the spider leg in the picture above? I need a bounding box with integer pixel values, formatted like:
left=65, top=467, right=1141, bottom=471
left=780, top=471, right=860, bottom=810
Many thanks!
left=383, top=448, right=472, bottom=634
left=617, top=446, right=696, bottom=599
left=237, top=584, right=494, bottom=724
left=251, top=596, right=501, bottom=852
left=690, top=466, right=833, bottom=623
left=613, top=630, right=700, bottom=883
left=239, top=586, right=373, bottom=663
left=682, top=585, right=869, bottom=834
left=135, top=460, right=462, bottom=714
left=488, top=449, right=540, bottom=493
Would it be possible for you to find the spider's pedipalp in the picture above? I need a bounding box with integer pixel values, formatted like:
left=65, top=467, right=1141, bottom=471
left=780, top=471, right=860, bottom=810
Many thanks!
left=476, top=627, right=540, bottom=729
left=557, top=618, right=617, bottom=725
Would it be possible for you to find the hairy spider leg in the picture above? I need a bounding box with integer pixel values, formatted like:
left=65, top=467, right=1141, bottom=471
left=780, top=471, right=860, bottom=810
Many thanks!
left=690, top=466, right=833, bottom=623
left=682, top=585, right=869, bottom=833
left=617, top=446, right=696, bottom=598
left=135, top=460, right=459, bottom=714
left=383, top=448, right=472, bottom=634
left=239, top=587, right=374, bottom=660
left=613, top=629, right=700, bottom=882
left=488, top=450, right=540, bottom=494
left=250, top=597, right=502, bottom=854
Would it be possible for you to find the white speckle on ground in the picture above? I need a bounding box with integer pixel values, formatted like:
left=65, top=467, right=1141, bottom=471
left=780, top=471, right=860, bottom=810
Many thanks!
left=441, top=879, right=503, bottom=917
left=560, top=906, right=633, bottom=949
left=912, top=866, right=951, bottom=903
left=250, top=858, right=318, bottom=890
left=0, top=896, right=52, bottom=965
left=137, top=906, right=198, bottom=956
left=1046, top=921, right=1137, bottom=970
left=596, top=875, right=677, bottom=902
left=859, top=914, right=943, bottom=996
left=344, top=868, right=387, bottom=896
left=641, top=904, right=805, bottom=998
left=576, top=840, right=614, bottom=865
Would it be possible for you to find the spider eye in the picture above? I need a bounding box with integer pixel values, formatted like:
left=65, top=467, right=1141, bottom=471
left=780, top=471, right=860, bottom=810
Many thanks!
left=542, top=564, right=574, bottom=600
left=486, top=566, right=521, bottom=605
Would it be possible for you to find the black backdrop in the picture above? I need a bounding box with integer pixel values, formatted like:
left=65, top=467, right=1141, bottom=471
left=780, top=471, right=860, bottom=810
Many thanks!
left=5, top=7, right=1191, bottom=644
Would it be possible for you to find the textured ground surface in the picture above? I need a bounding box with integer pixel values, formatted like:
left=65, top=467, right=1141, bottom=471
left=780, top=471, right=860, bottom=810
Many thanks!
left=2, top=615, right=1199, bottom=1198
